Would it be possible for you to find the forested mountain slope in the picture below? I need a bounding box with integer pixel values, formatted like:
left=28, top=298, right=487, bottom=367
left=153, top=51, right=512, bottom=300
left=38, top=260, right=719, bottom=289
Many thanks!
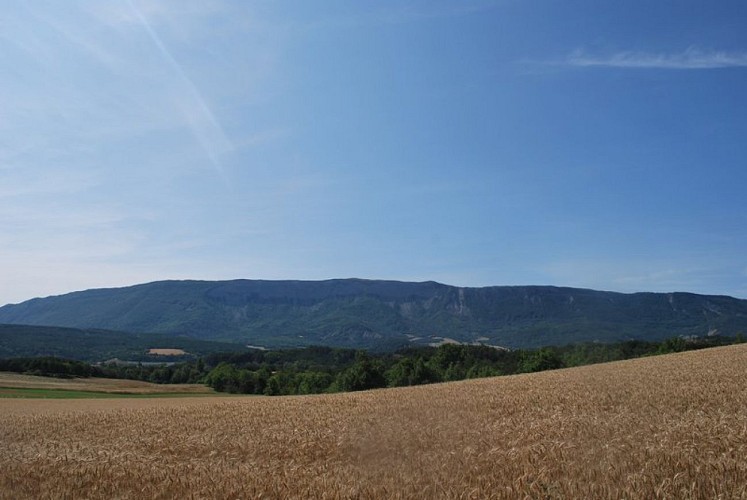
left=1, top=279, right=746, bottom=349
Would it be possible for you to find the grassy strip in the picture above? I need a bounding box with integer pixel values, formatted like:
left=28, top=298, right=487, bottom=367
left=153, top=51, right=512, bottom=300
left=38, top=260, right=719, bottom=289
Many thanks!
left=0, top=387, right=234, bottom=399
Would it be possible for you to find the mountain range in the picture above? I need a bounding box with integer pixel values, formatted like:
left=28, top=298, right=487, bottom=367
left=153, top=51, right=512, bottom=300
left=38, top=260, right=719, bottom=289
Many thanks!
left=1, top=279, right=747, bottom=350
left=0, top=323, right=246, bottom=362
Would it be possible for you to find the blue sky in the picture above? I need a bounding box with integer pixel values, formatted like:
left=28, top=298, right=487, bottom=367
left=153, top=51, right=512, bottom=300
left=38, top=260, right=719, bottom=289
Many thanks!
left=1, top=0, right=746, bottom=305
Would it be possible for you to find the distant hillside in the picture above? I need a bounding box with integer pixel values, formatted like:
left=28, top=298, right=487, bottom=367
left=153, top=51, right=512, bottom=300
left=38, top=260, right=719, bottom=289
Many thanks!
left=1, top=279, right=746, bottom=349
left=0, top=324, right=247, bottom=362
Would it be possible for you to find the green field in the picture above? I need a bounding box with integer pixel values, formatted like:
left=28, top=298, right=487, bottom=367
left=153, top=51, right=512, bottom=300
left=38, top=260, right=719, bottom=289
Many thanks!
left=0, top=372, right=228, bottom=399
left=0, top=386, right=239, bottom=399
left=0, top=387, right=141, bottom=399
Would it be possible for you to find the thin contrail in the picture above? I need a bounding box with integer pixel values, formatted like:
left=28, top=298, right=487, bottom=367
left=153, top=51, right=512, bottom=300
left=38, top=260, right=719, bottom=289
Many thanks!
left=126, top=0, right=232, bottom=182
left=566, top=48, right=747, bottom=70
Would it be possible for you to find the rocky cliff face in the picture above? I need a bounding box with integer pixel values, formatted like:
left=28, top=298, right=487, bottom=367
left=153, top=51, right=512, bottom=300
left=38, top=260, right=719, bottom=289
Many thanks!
left=1, top=279, right=746, bottom=349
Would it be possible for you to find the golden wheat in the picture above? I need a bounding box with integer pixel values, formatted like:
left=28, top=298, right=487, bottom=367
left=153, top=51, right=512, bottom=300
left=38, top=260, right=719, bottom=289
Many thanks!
left=2, top=344, right=746, bottom=499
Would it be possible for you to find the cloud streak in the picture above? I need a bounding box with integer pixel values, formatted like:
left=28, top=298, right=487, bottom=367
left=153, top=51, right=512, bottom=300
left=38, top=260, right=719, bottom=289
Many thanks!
left=566, top=48, right=747, bottom=70
left=126, top=0, right=233, bottom=181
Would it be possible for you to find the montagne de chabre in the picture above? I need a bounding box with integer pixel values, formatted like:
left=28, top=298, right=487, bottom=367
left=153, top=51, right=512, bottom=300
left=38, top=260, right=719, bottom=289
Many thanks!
left=2, top=278, right=746, bottom=351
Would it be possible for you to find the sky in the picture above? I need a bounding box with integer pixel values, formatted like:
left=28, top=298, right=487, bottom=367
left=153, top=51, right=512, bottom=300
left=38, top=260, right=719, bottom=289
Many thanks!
left=1, top=0, right=746, bottom=305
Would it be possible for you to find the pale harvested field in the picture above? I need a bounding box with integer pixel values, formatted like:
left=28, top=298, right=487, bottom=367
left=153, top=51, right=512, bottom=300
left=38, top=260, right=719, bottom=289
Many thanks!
left=147, top=348, right=188, bottom=356
left=0, top=372, right=213, bottom=394
left=2, top=345, right=747, bottom=499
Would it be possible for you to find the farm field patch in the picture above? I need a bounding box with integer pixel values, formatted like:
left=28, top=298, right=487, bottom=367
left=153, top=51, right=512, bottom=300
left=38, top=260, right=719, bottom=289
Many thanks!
left=147, top=348, right=188, bottom=356
left=0, top=372, right=214, bottom=395
left=1, top=345, right=746, bottom=498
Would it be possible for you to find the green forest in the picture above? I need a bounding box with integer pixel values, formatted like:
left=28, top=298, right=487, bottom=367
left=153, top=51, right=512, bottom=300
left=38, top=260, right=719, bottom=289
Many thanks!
left=1, top=335, right=741, bottom=396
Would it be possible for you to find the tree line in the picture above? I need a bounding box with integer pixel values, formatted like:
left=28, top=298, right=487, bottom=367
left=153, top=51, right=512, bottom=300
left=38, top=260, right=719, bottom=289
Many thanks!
left=1, top=335, right=741, bottom=394
left=200, top=335, right=740, bottom=395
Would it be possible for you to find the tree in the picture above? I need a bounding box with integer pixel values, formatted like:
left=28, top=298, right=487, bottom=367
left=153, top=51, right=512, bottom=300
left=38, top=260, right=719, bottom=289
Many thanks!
left=297, top=371, right=334, bottom=394
left=205, top=362, right=241, bottom=392
left=466, top=363, right=501, bottom=379
left=656, top=337, right=687, bottom=354
left=333, top=353, right=386, bottom=392
left=520, top=348, right=563, bottom=373
left=264, top=371, right=298, bottom=396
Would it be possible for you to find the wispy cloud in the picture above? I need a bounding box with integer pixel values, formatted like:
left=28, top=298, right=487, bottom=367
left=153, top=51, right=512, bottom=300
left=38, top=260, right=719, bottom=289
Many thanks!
left=296, top=1, right=499, bottom=33
left=126, top=0, right=233, bottom=181
left=541, top=257, right=746, bottom=296
left=565, top=48, right=747, bottom=70
left=0, top=167, right=98, bottom=199
left=0, top=1, right=256, bottom=181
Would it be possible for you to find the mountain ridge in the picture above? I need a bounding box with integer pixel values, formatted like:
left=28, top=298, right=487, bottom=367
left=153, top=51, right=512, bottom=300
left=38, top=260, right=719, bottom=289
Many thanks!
left=1, top=278, right=746, bottom=349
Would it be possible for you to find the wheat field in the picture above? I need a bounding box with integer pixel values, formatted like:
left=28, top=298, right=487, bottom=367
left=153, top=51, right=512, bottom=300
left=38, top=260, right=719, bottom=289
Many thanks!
left=2, top=344, right=746, bottom=499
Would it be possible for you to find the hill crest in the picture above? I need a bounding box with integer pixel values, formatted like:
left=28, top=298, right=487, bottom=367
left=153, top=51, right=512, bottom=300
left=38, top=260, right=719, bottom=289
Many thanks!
left=1, top=279, right=746, bottom=349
